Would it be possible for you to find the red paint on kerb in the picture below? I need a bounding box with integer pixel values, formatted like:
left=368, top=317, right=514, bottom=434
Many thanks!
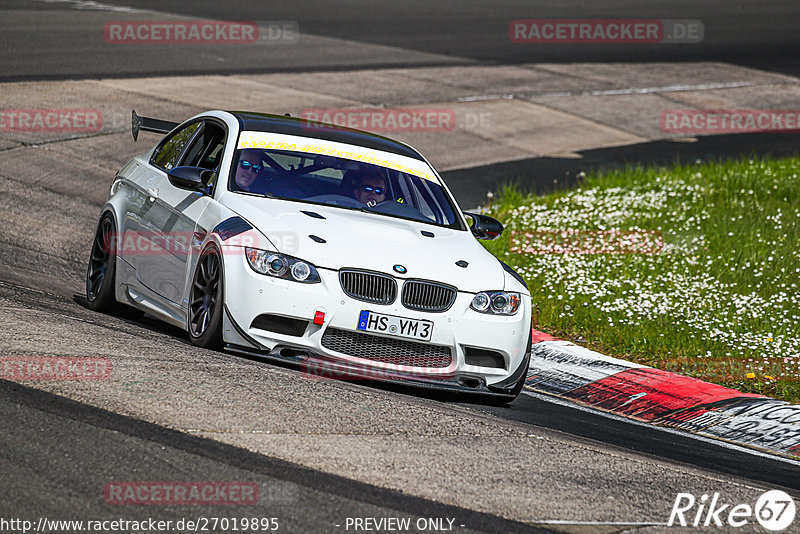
left=531, top=329, right=559, bottom=344
left=564, top=367, right=763, bottom=421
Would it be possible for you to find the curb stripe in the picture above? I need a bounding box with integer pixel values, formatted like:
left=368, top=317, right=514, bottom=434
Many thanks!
left=526, top=330, right=800, bottom=458
left=526, top=340, right=642, bottom=395
left=530, top=331, right=558, bottom=344
left=684, top=399, right=800, bottom=456
left=562, top=367, right=761, bottom=421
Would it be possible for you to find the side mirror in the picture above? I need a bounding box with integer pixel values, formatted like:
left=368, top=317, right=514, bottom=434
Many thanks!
left=168, top=166, right=213, bottom=194
left=464, top=212, right=504, bottom=240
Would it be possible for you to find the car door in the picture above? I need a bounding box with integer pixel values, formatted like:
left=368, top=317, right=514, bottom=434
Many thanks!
left=120, top=120, right=200, bottom=289
left=134, top=119, right=226, bottom=307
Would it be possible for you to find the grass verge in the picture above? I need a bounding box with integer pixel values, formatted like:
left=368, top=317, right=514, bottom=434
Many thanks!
left=480, top=155, right=800, bottom=403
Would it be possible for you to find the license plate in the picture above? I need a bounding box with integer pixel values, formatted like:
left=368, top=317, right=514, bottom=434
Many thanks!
left=357, top=311, right=433, bottom=341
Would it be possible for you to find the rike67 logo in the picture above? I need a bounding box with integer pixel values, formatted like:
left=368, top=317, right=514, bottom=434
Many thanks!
left=668, top=490, right=796, bottom=530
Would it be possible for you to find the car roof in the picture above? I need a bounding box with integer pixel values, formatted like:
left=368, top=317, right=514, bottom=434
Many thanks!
left=228, top=111, right=425, bottom=161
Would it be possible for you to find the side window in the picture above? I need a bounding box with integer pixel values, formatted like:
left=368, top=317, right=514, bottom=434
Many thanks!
left=151, top=122, right=201, bottom=171
left=179, top=121, right=227, bottom=193
left=199, top=142, right=224, bottom=171
left=181, top=122, right=226, bottom=171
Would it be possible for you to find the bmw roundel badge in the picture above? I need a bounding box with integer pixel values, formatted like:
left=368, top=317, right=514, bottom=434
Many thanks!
left=393, top=264, right=407, bottom=274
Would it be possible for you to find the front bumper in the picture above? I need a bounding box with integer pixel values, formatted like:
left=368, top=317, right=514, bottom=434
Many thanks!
left=224, top=330, right=530, bottom=399
left=221, top=248, right=531, bottom=392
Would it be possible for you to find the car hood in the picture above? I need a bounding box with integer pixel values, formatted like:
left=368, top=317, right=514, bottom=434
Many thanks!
left=219, top=194, right=506, bottom=292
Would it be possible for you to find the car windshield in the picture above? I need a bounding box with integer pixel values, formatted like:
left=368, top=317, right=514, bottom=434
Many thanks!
left=228, top=146, right=462, bottom=229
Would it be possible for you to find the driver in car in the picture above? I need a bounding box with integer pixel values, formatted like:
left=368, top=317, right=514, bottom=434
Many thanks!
left=234, top=149, right=266, bottom=193
left=353, top=171, right=388, bottom=207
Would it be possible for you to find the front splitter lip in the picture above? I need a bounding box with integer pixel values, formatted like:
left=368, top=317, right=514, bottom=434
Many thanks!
left=224, top=343, right=518, bottom=399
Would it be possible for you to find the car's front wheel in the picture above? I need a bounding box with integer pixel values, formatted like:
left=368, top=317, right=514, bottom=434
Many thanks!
left=188, top=244, right=224, bottom=349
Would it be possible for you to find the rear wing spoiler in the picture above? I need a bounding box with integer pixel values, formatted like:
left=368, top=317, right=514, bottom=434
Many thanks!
left=131, top=109, right=179, bottom=141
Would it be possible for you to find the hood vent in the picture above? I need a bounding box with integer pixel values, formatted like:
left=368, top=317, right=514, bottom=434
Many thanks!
left=301, top=210, right=325, bottom=219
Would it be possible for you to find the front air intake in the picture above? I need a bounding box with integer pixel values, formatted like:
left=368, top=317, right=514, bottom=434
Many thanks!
left=464, top=347, right=506, bottom=369
left=250, top=314, right=308, bottom=337
left=321, top=328, right=452, bottom=368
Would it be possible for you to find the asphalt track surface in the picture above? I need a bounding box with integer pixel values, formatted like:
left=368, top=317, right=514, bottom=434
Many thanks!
left=2, top=1, right=800, bottom=532
left=0, top=380, right=545, bottom=533
left=1, top=0, right=799, bottom=81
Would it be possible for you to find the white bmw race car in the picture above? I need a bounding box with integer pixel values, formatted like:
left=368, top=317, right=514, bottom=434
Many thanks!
left=86, top=110, right=532, bottom=402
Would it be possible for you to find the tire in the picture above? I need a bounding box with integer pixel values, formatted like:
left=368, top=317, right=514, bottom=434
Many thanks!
left=86, top=213, right=143, bottom=319
left=188, top=244, right=224, bottom=349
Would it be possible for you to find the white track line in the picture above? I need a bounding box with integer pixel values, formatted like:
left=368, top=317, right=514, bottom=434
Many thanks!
left=457, top=81, right=761, bottom=102
left=529, top=520, right=668, bottom=526
left=32, top=0, right=145, bottom=13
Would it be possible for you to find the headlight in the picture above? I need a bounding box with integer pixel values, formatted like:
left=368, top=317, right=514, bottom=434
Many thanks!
left=470, top=291, right=520, bottom=315
left=245, top=248, right=320, bottom=283
left=291, top=261, right=311, bottom=281
left=267, top=254, right=287, bottom=276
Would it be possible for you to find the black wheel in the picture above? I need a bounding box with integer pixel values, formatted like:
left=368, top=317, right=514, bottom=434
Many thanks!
left=86, top=214, right=143, bottom=319
left=188, top=245, right=224, bottom=349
